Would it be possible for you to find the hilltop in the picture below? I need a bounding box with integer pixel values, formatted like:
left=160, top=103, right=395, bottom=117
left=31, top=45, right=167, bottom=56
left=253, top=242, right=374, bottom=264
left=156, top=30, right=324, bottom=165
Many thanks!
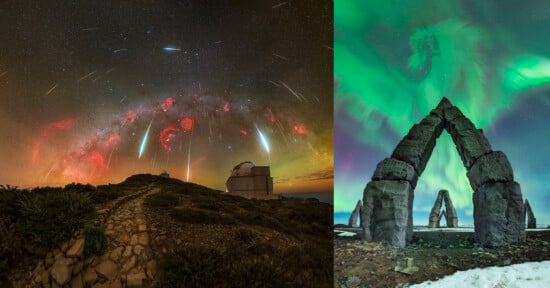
left=0, top=174, right=333, bottom=288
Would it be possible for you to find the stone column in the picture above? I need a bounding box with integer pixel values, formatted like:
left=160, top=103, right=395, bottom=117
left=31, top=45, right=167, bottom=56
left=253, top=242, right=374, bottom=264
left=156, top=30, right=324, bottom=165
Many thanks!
left=525, top=199, right=537, bottom=229
left=348, top=200, right=362, bottom=228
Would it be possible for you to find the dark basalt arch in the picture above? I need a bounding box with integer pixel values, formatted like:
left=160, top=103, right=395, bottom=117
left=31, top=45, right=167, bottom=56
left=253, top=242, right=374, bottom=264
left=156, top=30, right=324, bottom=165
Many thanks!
left=361, top=97, right=526, bottom=248
left=428, top=189, right=458, bottom=228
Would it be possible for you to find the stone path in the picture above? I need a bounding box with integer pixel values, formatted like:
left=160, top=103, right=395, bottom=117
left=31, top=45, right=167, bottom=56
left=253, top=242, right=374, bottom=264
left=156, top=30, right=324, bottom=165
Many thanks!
left=15, top=187, right=160, bottom=288
left=85, top=188, right=159, bottom=287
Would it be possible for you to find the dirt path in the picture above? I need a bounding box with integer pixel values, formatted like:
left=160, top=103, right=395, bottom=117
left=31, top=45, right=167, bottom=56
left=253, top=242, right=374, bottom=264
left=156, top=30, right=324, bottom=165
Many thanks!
left=86, top=187, right=160, bottom=287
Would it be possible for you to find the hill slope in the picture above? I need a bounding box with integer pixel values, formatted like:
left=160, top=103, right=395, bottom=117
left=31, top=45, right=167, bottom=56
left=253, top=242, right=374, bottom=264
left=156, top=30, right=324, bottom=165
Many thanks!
left=1, top=174, right=333, bottom=287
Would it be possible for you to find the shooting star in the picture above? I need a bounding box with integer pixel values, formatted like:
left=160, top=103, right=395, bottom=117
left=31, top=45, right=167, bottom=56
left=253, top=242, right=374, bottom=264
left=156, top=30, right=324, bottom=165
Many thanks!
left=272, top=1, right=288, bottom=9
left=119, top=95, right=127, bottom=103
left=77, top=70, right=97, bottom=82
left=82, top=27, right=99, bottom=31
left=268, top=80, right=281, bottom=87
left=113, top=48, right=128, bottom=53
left=163, top=46, right=181, bottom=52
left=138, top=120, right=153, bottom=159
left=44, top=84, right=58, bottom=95
left=0, top=71, right=7, bottom=78
left=254, top=123, right=270, bottom=154
left=273, top=53, right=289, bottom=61
left=279, top=80, right=306, bottom=102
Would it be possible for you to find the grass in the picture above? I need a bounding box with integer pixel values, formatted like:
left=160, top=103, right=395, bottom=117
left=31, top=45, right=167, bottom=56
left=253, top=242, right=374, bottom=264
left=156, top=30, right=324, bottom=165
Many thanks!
left=0, top=181, right=128, bottom=286
left=137, top=173, right=333, bottom=287
left=0, top=174, right=333, bottom=287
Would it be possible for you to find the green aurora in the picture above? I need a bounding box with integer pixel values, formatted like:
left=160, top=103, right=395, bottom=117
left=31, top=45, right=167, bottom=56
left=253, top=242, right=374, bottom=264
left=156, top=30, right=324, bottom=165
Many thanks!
left=335, top=0, right=550, bottom=225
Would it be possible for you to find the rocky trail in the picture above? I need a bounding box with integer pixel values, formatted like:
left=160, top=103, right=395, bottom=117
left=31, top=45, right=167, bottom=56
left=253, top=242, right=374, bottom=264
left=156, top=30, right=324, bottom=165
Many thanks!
left=15, top=185, right=161, bottom=288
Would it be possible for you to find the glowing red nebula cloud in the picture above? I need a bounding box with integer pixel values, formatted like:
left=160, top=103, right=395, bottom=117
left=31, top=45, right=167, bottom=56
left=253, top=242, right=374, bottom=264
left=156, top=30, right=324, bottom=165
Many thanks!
left=160, top=97, right=175, bottom=112
left=293, top=124, right=307, bottom=135
left=105, top=133, right=121, bottom=148
left=126, top=110, right=137, bottom=123
left=48, top=118, right=77, bottom=129
left=269, top=115, right=276, bottom=123
left=159, top=126, right=179, bottom=152
left=223, top=102, right=230, bottom=112
left=240, top=129, right=248, bottom=136
left=61, top=150, right=106, bottom=182
left=32, top=118, right=78, bottom=164
left=180, top=117, right=193, bottom=131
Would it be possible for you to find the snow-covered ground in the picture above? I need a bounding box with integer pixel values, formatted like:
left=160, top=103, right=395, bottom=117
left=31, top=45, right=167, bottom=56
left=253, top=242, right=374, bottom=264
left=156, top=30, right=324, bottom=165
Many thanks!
left=410, top=261, right=550, bottom=288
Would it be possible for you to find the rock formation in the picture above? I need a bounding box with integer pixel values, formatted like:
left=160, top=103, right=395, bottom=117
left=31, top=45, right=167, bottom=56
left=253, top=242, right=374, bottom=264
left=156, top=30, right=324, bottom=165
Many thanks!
left=428, top=190, right=458, bottom=228
left=348, top=200, right=362, bottom=228
left=362, top=97, right=525, bottom=248
left=525, top=199, right=536, bottom=229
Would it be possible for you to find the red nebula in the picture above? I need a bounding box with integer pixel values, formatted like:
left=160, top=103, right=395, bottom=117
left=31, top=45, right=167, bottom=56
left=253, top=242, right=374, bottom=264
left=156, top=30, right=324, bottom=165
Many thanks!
left=160, top=97, right=175, bottom=112
left=104, top=133, right=121, bottom=148
left=48, top=118, right=77, bottom=129
left=180, top=117, right=193, bottom=131
left=159, top=126, right=179, bottom=152
left=223, top=102, right=230, bottom=112
left=293, top=124, right=307, bottom=135
left=32, top=118, right=77, bottom=164
left=240, top=129, right=248, bottom=136
left=126, top=110, right=137, bottom=123
left=61, top=150, right=106, bottom=182
left=269, top=115, right=276, bottom=123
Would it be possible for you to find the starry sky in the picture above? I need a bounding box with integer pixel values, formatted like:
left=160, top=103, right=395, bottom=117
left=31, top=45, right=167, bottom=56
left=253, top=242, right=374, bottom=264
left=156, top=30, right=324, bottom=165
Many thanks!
left=0, top=0, right=333, bottom=194
left=335, top=0, right=550, bottom=226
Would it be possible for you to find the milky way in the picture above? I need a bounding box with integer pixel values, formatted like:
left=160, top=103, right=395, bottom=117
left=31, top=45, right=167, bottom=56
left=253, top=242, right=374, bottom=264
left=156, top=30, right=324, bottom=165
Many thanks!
left=335, top=0, right=550, bottom=225
left=0, top=1, right=333, bottom=194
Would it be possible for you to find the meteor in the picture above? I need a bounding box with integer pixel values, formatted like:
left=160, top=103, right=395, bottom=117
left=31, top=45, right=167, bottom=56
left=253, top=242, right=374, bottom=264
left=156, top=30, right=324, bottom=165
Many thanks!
left=254, top=124, right=270, bottom=154
left=163, top=46, right=181, bottom=52
left=138, top=120, right=153, bottom=159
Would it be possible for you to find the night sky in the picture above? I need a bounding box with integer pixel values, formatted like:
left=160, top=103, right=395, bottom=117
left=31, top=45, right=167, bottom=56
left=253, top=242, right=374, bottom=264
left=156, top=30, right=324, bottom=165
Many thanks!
left=335, top=1, right=550, bottom=225
left=0, top=1, right=333, bottom=194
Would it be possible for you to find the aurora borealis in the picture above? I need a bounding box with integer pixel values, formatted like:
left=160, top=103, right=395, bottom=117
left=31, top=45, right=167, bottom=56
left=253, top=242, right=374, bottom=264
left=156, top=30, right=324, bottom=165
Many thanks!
left=335, top=1, right=550, bottom=225
left=0, top=1, right=333, bottom=195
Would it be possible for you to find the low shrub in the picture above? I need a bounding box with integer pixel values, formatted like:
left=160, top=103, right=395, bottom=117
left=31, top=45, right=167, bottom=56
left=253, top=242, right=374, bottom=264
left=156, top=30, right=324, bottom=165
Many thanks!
left=90, top=185, right=125, bottom=203
left=19, top=191, right=95, bottom=248
left=171, top=208, right=236, bottom=225
left=144, top=192, right=181, bottom=207
left=158, top=245, right=225, bottom=287
left=228, top=256, right=290, bottom=288
left=84, top=226, right=107, bottom=257
left=235, top=210, right=283, bottom=231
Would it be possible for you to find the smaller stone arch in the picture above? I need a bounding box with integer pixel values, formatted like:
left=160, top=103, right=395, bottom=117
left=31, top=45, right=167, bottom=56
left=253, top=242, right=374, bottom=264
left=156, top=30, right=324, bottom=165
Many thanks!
left=428, top=189, right=458, bottom=228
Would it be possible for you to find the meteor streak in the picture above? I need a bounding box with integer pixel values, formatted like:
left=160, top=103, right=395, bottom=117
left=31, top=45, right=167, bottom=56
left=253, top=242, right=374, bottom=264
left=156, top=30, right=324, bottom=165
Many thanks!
left=163, top=46, right=181, bottom=52
left=138, top=120, right=153, bottom=159
left=279, top=80, right=306, bottom=102
left=77, top=71, right=97, bottom=82
left=45, top=84, right=58, bottom=95
left=254, top=124, right=270, bottom=154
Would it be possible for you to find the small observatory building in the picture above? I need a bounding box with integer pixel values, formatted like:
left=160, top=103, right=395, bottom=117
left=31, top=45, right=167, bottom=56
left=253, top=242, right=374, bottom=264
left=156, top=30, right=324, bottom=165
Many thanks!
left=226, top=161, right=278, bottom=200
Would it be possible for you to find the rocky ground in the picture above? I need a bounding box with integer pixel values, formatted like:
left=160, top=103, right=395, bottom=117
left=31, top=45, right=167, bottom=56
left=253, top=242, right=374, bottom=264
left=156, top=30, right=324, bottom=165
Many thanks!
left=10, top=185, right=159, bottom=288
left=334, top=229, right=550, bottom=288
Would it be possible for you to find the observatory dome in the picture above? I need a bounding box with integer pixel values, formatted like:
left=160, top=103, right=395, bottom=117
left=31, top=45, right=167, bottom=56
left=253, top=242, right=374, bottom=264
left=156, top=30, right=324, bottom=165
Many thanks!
left=231, top=161, right=255, bottom=176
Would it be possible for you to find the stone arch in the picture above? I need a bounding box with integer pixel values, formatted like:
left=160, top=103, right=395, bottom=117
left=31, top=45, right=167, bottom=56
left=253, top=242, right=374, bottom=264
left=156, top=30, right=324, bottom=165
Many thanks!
left=361, top=97, right=525, bottom=248
left=428, top=189, right=458, bottom=228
